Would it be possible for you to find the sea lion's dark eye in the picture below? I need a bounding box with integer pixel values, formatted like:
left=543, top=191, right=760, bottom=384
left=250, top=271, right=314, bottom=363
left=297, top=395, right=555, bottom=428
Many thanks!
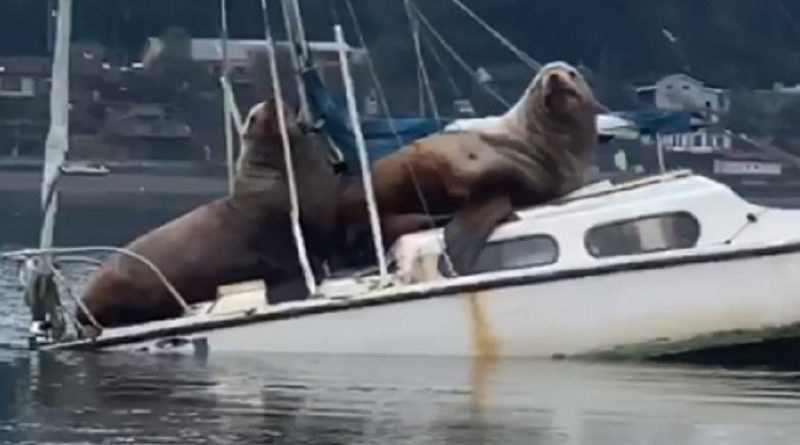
left=568, top=70, right=577, bottom=79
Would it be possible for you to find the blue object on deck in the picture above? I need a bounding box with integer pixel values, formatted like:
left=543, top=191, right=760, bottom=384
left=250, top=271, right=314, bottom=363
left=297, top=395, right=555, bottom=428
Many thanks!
left=302, top=69, right=445, bottom=172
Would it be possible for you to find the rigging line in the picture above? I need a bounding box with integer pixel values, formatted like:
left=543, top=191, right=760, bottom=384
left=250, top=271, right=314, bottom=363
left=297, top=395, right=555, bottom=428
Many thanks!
left=259, top=0, right=318, bottom=295
left=342, top=0, right=456, bottom=275
left=447, top=0, right=541, bottom=70
left=220, top=0, right=235, bottom=196
left=404, top=0, right=441, bottom=126
left=343, top=0, right=400, bottom=143
left=407, top=0, right=510, bottom=108
left=420, top=28, right=464, bottom=99
left=328, top=0, right=341, bottom=25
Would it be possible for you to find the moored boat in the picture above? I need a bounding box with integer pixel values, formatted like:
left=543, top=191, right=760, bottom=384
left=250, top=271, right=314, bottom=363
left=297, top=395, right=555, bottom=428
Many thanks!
left=10, top=169, right=800, bottom=362
left=5, top=0, right=800, bottom=368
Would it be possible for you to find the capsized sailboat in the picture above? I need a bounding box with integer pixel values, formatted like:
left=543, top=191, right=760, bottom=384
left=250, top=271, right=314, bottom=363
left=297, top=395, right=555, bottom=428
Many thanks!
left=14, top=168, right=800, bottom=363
left=5, top=0, right=800, bottom=365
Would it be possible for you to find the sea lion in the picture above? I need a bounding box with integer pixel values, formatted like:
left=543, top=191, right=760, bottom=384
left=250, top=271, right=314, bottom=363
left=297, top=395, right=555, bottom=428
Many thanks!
left=76, top=98, right=341, bottom=330
left=338, top=61, right=607, bottom=274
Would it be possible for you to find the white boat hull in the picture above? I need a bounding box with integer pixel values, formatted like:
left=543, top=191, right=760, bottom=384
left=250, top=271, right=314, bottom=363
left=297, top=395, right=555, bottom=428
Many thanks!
left=72, top=244, right=800, bottom=360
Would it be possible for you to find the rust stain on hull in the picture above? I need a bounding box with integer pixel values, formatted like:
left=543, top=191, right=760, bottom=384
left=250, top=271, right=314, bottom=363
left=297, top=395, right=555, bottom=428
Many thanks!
left=466, top=292, right=500, bottom=411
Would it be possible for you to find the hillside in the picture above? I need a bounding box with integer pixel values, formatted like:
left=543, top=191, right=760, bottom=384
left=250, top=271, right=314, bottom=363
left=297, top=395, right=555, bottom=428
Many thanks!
left=3, top=0, right=800, bottom=89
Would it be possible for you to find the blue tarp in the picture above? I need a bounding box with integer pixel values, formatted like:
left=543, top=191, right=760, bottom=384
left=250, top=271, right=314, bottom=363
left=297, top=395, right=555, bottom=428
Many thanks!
left=302, top=69, right=444, bottom=172
left=302, top=68, right=709, bottom=172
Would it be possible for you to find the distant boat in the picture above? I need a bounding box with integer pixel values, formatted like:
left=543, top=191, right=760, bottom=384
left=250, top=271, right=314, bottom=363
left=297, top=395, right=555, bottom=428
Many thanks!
left=59, top=161, right=110, bottom=176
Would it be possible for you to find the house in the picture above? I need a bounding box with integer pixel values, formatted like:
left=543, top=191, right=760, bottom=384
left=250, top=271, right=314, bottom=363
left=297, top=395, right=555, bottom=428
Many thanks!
left=140, top=37, right=367, bottom=83
left=712, top=151, right=783, bottom=177
left=637, top=73, right=729, bottom=114
left=0, top=57, right=51, bottom=99
left=636, top=73, right=732, bottom=154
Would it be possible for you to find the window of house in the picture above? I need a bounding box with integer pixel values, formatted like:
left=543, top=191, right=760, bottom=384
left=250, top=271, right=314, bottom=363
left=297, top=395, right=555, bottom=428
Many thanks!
left=693, top=134, right=703, bottom=146
left=0, top=75, right=23, bottom=92
left=437, top=234, right=559, bottom=276
left=585, top=212, right=701, bottom=258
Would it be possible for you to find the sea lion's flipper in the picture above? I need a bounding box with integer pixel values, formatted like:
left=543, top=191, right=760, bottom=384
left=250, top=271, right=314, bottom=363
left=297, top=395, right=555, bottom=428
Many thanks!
left=442, top=195, right=514, bottom=277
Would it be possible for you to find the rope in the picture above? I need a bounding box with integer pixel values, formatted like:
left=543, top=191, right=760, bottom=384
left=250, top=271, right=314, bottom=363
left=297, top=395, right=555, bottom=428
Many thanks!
left=1, top=246, right=191, bottom=313
left=51, top=265, right=103, bottom=333
left=259, top=0, right=319, bottom=296
left=404, top=0, right=441, bottom=126
left=420, top=30, right=464, bottom=99
left=407, top=0, right=510, bottom=108
left=343, top=0, right=456, bottom=276
left=447, top=0, right=541, bottom=70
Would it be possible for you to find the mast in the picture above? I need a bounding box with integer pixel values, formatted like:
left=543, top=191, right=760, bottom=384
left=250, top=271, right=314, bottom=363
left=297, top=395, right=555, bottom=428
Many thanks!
left=260, top=0, right=319, bottom=296
left=24, top=0, right=72, bottom=345
left=334, top=25, right=389, bottom=284
left=220, top=0, right=235, bottom=195
left=280, top=0, right=312, bottom=123
left=40, top=0, right=72, bottom=262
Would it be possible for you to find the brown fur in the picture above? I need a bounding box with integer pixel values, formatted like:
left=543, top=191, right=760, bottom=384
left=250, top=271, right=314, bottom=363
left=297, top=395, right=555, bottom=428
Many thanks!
left=337, top=61, right=607, bottom=252
left=77, top=99, right=340, bottom=329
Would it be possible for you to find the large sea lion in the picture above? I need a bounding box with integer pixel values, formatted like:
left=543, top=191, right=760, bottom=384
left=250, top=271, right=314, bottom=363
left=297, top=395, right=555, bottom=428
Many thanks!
left=338, top=61, right=607, bottom=274
left=76, top=98, right=341, bottom=330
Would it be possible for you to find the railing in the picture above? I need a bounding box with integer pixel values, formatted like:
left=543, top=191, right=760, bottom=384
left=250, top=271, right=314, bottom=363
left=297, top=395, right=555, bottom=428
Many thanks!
left=1, top=246, right=190, bottom=345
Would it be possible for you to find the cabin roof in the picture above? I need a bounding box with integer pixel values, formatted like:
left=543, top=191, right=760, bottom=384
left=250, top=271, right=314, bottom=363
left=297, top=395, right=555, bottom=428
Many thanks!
left=388, top=170, right=746, bottom=257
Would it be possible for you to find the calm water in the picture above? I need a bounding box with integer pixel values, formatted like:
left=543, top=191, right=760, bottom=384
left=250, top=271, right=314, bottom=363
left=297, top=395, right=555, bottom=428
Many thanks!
left=3, top=260, right=800, bottom=444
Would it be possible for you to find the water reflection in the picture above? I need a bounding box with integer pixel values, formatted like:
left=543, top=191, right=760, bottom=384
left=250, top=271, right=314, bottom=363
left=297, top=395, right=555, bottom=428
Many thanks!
left=2, top=350, right=800, bottom=444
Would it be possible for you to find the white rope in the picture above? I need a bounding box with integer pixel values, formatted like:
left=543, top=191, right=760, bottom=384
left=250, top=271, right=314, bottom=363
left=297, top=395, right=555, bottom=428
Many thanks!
left=1, top=246, right=191, bottom=313
left=407, top=0, right=510, bottom=108
left=447, top=0, right=541, bottom=70
left=343, top=0, right=457, bottom=276
left=51, top=265, right=103, bottom=332
left=334, top=25, right=389, bottom=284
left=404, top=0, right=441, bottom=125
left=420, top=30, right=464, bottom=99
left=260, top=0, right=318, bottom=296
left=220, top=75, right=244, bottom=137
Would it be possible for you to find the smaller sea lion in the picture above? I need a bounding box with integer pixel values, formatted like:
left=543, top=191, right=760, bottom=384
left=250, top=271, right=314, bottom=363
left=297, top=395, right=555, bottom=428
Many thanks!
left=77, top=98, right=341, bottom=330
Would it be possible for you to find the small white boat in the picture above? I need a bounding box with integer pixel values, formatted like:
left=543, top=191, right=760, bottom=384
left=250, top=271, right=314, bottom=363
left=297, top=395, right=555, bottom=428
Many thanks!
left=8, top=0, right=799, bottom=366
left=60, top=161, right=110, bottom=176
left=16, top=169, right=800, bottom=361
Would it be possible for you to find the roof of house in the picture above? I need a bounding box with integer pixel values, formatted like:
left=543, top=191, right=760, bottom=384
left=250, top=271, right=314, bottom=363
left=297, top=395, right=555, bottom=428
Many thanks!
left=635, top=73, right=727, bottom=94
left=0, top=57, right=51, bottom=75
left=141, top=37, right=364, bottom=65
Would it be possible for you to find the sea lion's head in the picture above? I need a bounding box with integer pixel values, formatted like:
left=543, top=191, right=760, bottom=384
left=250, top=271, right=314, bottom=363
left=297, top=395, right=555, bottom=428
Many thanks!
left=237, top=98, right=306, bottom=174
left=242, top=98, right=298, bottom=146
left=526, top=61, right=607, bottom=121
left=235, top=98, right=342, bottom=225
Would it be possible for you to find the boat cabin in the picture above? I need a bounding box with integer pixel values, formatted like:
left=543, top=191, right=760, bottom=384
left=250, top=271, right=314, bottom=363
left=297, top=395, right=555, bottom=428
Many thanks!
left=386, top=170, right=796, bottom=285
left=200, top=169, right=797, bottom=316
